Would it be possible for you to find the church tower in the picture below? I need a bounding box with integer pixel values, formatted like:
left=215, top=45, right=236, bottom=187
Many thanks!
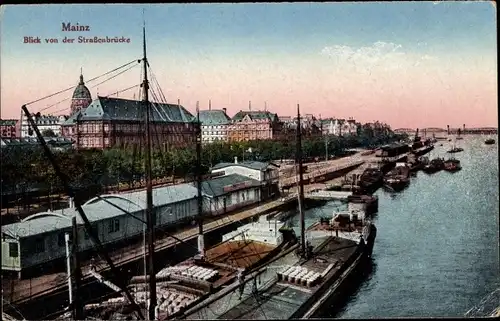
left=70, top=70, right=92, bottom=114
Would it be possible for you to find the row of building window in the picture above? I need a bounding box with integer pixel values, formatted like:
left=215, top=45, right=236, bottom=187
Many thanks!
left=228, top=125, right=273, bottom=130
left=202, top=125, right=226, bottom=130
left=202, top=137, right=228, bottom=141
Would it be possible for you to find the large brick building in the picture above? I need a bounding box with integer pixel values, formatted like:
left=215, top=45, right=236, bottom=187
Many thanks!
left=62, top=96, right=196, bottom=149
left=227, top=110, right=283, bottom=142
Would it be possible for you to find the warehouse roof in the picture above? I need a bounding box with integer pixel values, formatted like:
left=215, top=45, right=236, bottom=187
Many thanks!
left=1, top=182, right=199, bottom=239
left=201, top=174, right=260, bottom=197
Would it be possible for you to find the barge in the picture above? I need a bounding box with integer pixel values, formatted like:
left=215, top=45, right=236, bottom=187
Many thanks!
left=201, top=211, right=376, bottom=319
left=82, top=217, right=297, bottom=320
left=383, top=162, right=410, bottom=192
left=357, top=164, right=384, bottom=194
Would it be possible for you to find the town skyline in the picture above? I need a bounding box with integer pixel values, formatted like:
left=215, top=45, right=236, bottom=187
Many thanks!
left=1, top=2, right=497, bottom=128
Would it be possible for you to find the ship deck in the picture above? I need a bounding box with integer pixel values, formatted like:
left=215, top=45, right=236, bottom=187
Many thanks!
left=206, top=240, right=277, bottom=270
left=84, top=240, right=279, bottom=319
left=219, top=283, right=311, bottom=319
left=217, top=237, right=359, bottom=319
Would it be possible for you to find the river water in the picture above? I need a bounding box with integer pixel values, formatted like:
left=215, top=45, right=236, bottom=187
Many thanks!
left=287, top=136, right=499, bottom=318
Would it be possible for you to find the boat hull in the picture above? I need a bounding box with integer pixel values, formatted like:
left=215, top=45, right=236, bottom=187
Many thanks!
left=299, top=224, right=377, bottom=318
left=444, top=164, right=461, bottom=172
left=447, top=148, right=464, bottom=154
left=383, top=179, right=409, bottom=192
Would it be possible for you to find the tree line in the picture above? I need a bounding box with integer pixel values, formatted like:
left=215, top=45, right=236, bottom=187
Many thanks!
left=1, top=122, right=407, bottom=198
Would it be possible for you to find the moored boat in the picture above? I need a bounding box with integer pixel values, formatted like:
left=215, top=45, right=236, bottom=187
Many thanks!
left=485, top=138, right=495, bottom=145
left=85, top=217, right=296, bottom=320
left=383, top=162, right=410, bottom=191
left=406, top=154, right=426, bottom=172
left=447, top=147, right=464, bottom=153
left=443, top=158, right=461, bottom=172
left=422, top=157, right=445, bottom=174
left=347, top=194, right=378, bottom=215
left=447, top=137, right=464, bottom=153
left=195, top=206, right=377, bottom=320
left=357, top=164, right=384, bottom=193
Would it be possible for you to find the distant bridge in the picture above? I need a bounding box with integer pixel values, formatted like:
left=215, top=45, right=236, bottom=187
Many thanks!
left=394, top=127, right=497, bottom=135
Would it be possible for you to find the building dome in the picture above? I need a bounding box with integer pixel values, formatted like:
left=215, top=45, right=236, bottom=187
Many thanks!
left=70, top=73, right=92, bottom=114
left=72, top=74, right=92, bottom=100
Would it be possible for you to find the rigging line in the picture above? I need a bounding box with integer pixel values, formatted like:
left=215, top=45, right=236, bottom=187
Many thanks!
left=20, top=106, right=145, bottom=320
left=103, top=84, right=141, bottom=98
left=26, top=59, right=140, bottom=107
left=149, top=92, right=167, bottom=122
left=50, top=106, right=72, bottom=115
left=40, top=97, right=73, bottom=114
left=251, top=279, right=268, bottom=320
left=85, top=59, right=140, bottom=84
left=147, top=70, right=161, bottom=103
left=152, top=69, right=168, bottom=105
left=146, top=62, right=167, bottom=104
left=2, top=298, right=26, bottom=321
left=151, top=70, right=168, bottom=106
left=91, top=63, right=140, bottom=91
left=149, top=81, right=174, bottom=123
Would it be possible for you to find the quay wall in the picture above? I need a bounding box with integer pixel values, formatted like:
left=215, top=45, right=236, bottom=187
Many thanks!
left=280, top=161, right=364, bottom=189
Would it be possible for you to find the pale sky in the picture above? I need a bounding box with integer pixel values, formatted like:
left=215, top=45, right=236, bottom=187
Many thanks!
left=0, top=2, right=497, bottom=128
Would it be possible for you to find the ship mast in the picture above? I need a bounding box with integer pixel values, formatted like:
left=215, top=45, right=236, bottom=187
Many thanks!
left=195, top=101, right=205, bottom=258
left=296, top=104, right=306, bottom=258
left=142, top=21, right=157, bottom=320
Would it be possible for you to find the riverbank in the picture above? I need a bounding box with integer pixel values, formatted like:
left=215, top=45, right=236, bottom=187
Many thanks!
left=334, top=136, right=499, bottom=318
